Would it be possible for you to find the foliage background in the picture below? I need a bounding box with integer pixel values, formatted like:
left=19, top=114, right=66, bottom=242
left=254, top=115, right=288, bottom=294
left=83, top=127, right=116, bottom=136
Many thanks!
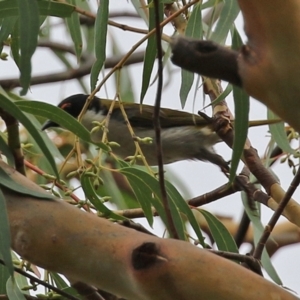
left=0, top=0, right=299, bottom=296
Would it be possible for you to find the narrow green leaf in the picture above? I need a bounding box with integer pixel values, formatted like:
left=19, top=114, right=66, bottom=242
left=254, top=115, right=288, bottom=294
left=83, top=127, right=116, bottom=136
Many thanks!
left=210, top=0, right=240, bottom=43
left=120, top=168, right=154, bottom=226
left=130, top=0, right=149, bottom=24
left=15, top=100, right=109, bottom=151
left=198, top=209, right=239, bottom=253
left=0, top=17, right=17, bottom=53
left=81, top=174, right=126, bottom=220
left=0, top=189, right=13, bottom=278
left=203, top=84, right=232, bottom=109
left=6, top=277, right=26, bottom=300
left=229, top=28, right=249, bottom=182
left=38, top=1, right=75, bottom=17
left=0, top=264, right=10, bottom=294
left=120, top=167, right=186, bottom=239
left=10, top=19, right=20, bottom=68
left=0, top=92, right=59, bottom=178
left=66, top=0, right=82, bottom=61
left=165, top=181, right=205, bottom=247
left=0, top=0, right=74, bottom=18
left=241, top=192, right=282, bottom=284
left=16, top=0, right=40, bottom=95
left=180, top=2, right=203, bottom=107
left=0, top=134, right=14, bottom=167
left=230, top=86, right=249, bottom=182
left=0, top=167, right=53, bottom=200
left=90, top=0, right=109, bottom=91
left=140, top=0, right=163, bottom=103
left=268, top=109, right=295, bottom=155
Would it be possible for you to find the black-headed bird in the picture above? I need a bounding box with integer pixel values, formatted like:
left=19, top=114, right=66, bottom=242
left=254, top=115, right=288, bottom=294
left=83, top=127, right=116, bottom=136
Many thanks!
left=42, top=94, right=227, bottom=168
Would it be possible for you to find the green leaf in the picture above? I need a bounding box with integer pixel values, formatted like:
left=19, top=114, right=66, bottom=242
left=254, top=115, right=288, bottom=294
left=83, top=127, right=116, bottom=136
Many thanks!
left=81, top=174, right=126, bottom=220
left=120, top=167, right=186, bottom=239
left=15, top=100, right=109, bottom=151
left=203, top=84, right=233, bottom=109
left=0, top=134, right=14, bottom=167
left=120, top=167, right=154, bottom=226
left=210, top=0, right=240, bottom=44
left=268, top=109, right=295, bottom=155
left=0, top=17, right=17, bottom=53
left=241, top=192, right=282, bottom=284
left=16, top=0, right=40, bottom=95
left=6, top=277, right=26, bottom=300
left=230, top=86, right=249, bottom=182
left=180, top=2, right=203, bottom=107
left=66, top=0, right=82, bottom=61
left=0, top=189, right=13, bottom=278
left=198, top=209, right=239, bottom=253
left=229, top=28, right=249, bottom=182
left=90, top=0, right=109, bottom=91
left=0, top=91, right=59, bottom=178
left=0, top=264, right=10, bottom=294
left=0, top=167, right=53, bottom=200
left=38, top=1, right=75, bottom=17
left=0, top=0, right=74, bottom=18
left=11, top=19, right=20, bottom=68
left=140, top=0, right=163, bottom=103
left=165, top=181, right=205, bottom=247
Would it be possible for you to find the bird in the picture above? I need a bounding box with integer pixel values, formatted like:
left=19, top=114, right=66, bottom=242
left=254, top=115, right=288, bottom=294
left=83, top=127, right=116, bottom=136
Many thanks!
left=42, top=94, right=228, bottom=168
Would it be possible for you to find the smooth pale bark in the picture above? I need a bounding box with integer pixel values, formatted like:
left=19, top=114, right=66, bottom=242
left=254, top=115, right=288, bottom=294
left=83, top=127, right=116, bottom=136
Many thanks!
left=2, top=161, right=298, bottom=300
left=237, top=0, right=300, bottom=133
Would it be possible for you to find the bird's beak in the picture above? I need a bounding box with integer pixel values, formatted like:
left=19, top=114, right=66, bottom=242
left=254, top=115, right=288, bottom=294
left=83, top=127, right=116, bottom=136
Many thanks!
left=41, top=120, right=59, bottom=131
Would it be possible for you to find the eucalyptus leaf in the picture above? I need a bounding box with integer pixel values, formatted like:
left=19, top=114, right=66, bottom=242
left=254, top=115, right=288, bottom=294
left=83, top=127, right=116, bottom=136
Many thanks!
left=66, top=0, right=82, bottom=61
left=0, top=189, right=13, bottom=278
left=140, top=0, right=163, bottom=103
left=90, top=0, right=109, bottom=90
left=268, top=109, right=295, bottom=155
left=16, top=0, right=39, bottom=95
left=198, top=209, right=239, bottom=253
left=0, top=91, right=60, bottom=178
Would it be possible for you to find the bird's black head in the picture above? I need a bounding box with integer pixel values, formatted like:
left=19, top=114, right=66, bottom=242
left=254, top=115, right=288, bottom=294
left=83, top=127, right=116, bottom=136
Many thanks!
left=41, top=94, right=101, bottom=130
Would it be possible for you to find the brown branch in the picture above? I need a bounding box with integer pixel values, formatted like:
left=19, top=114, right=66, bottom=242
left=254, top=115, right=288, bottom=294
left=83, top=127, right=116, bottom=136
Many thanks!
left=0, top=110, right=25, bottom=175
left=171, top=37, right=242, bottom=86
left=0, top=51, right=145, bottom=90
left=253, top=166, right=300, bottom=260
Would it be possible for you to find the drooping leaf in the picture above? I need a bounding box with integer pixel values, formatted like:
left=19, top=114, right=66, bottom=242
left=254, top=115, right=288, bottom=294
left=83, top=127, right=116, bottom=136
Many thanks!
left=16, top=0, right=40, bottom=95
left=0, top=134, right=14, bottom=167
left=15, top=100, right=109, bottom=151
left=0, top=17, right=17, bottom=53
left=81, top=173, right=126, bottom=220
left=241, top=192, right=282, bottom=284
left=90, top=0, right=109, bottom=91
left=0, top=189, right=13, bottom=278
left=66, top=0, right=82, bottom=61
left=6, top=277, right=26, bottom=300
left=140, top=0, right=163, bottom=103
left=268, top=109, right=295, bottom=155
left=198, top=209, right=239, bottom=253
left=229, top=28, right=249, bottom=183
left=180, top=2, right=203, bottom=107
left=165, top=181, right=205, bottom=247
left=0, top=0, right=74, bottom=18
left=0, top=166, right=53, bottom=200
left=210, top=0, right=240, bottom=43
left=0, top=91, right=60, bottom=178
left=120, top=167, right=186, bottom=239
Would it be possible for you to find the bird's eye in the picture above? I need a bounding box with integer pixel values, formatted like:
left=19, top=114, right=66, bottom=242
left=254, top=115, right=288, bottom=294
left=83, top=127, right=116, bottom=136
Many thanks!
left=60, top=103, right=72, bottom=110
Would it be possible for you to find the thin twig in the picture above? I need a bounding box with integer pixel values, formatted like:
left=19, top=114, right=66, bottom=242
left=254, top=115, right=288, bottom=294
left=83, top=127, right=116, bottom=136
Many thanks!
left=152, top=0, right=179, bottom=239
left=0, top=259, right=79, bottom=300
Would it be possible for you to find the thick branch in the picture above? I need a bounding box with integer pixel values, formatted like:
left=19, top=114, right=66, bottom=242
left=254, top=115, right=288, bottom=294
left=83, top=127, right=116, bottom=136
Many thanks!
left=2, top=160, right=297, bottom=300
left=171, top=37, right=242, bottom=86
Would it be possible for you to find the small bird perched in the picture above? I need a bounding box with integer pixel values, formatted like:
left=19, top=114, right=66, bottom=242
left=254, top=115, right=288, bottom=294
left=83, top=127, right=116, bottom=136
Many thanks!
left=42, top=94, right=227, bottom=168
